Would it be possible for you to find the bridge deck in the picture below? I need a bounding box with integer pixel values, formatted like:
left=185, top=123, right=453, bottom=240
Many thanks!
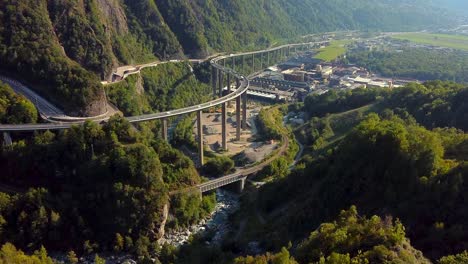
left=0, top=41, right=326, bottom=132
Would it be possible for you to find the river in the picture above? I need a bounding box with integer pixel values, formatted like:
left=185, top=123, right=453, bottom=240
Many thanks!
left=159, top=189, right=240, bottom=247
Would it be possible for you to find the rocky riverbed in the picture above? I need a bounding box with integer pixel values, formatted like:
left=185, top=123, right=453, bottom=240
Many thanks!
left=159, top=189, right=240, bottom=247
left=51, top=190, right=240, bottom=264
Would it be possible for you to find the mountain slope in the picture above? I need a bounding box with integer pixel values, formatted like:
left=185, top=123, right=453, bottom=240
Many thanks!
left=430, top=0, right=468, bottom=16
left=0, top=0, right=107, bottom=116
left=0, top=0, right=460, bottom=115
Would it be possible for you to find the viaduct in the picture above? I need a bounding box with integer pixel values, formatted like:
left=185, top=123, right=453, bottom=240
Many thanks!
left=0, top=41, right=325, bottom=193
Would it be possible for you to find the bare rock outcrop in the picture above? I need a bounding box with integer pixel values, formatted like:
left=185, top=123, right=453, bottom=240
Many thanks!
left=95, top=0, right=129, bottom=35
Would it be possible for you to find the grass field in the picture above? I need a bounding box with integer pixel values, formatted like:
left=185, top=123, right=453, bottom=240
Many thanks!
left=314, top=40, right=352, bottom=61
left=393, top=33, right=468, bottom=51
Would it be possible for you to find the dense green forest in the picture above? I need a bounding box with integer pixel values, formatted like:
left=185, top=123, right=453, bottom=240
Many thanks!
left=0, top=116, right=216, bottom=261
left=3, top=80, right=468, bottom=262
left=1, top=0, right=468, bottom=262
left=235, top=207, right=429, bottom=264
left=0, top=243, right=54, bottom=264
left=0, top=0, right=106, bottom=116
left=228, top=81, right=468, bottom=262
left=0, top=82, right=37, bottom=124
left=347, top=48, right=468, bottom=83
left=107, top=62, right=211, bottom=116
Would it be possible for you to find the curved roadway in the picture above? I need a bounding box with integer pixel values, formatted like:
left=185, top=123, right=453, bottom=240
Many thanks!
left=0, top=41, right=327, bottom=132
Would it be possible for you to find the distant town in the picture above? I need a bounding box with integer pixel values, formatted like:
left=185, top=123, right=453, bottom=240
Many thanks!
left=249, top=27, right=468, bottom=103
left=248, top=39, right=416, bottom=102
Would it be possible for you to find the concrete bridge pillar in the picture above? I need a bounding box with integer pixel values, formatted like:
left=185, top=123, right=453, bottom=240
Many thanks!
left=161, top=118, right=168, bottom=141
left=218, top=70, right=223, bottom=96
left=197, top=110, right=204, bottom=166
left=221, top=102, right=228, bottom=151
left=267, top=51, right=271, bottom=67
left=260, top=53, right=264, bottom=70
left=2, top=132, right=12, bottom=146
left=242, top=93, right=248, bottom=130
left=232, top=57, right=236, bottom=72
left=227, top=73, right=232, bottom=107
left=237, top=177, right=246, bottom=193
left=236, top=95, right=241, bottom=141
left=212, top=66, right=217, bottom=97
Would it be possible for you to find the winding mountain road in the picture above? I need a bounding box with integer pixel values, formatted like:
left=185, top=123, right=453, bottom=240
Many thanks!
left=0, top=40, right=326, bottom=195
left=0, top=41, right=325, bottom=132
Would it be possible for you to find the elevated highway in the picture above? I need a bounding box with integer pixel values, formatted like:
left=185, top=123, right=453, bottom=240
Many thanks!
left=107, top=59, right=204, bottom=84
left=0, top=76, right=118, bottom=123
left=1, top=41, right=323, bottom=192
left=0, top=40, right=325, bottom=133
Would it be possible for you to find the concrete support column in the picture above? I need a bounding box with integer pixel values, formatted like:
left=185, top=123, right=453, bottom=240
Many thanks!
left=260, top=53, right=263, bottom=70
left=227, top=73, right=232, bottom=107
left=212, top=66, right=217, bottom=97
left=3, top=132, right=12, bottom=146
left=197, top=110, right=204, bottom=166
left=236, top=95, right=241, bottom=141
left=221, top=102, right=228, bottom=151
left=237, top=178, right=246, bottom=193
left=267, top=51, right=270, bottom=66
left=161, top=118, right=168, bottom=141
left=232, top=57, right=236, bottom=71
left=242, top=93, right=247, bottom=130
left=218, top=70, right=223, bottom=96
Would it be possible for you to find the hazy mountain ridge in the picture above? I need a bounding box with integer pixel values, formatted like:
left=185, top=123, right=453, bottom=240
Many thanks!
left=430, top=0, right=468, bottom=16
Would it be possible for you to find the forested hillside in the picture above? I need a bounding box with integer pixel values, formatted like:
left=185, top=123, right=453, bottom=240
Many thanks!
left=235, top=207, right=430, bottom=264
left=0, top=82, right=37, bottom=124
left=347, top=49, right=468, bottom=83
left=0, top=116, right=215, bottom=260
left=106, top=62, right=211, bottom=116
left=233, top=81, right=468, bottom=261
left=0, top=0, right=460, bottom=115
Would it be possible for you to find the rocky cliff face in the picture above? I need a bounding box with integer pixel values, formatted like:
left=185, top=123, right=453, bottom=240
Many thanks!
left=96, top=0, right=129, bottom=35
